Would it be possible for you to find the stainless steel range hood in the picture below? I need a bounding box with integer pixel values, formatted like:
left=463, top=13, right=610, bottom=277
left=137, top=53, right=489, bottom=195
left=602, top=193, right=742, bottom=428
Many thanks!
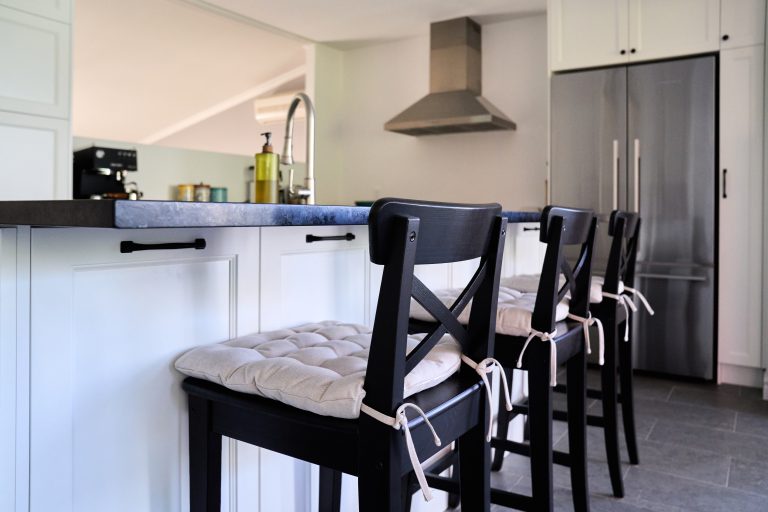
left=384, top=17, right=516, bottom=136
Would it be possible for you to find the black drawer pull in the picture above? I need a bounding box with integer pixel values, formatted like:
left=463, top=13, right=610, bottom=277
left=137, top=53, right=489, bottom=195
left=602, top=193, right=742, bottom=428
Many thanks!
left=306, top=233, right=356, bottom=243
left=120, top=238, right=206, bottom=253
left=523, top=227, right=540, bottom=232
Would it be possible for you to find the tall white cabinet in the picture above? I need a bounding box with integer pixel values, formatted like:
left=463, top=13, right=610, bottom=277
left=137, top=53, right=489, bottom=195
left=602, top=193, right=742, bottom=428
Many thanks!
left=0, top=0, right=71, bottom=200
left=718, top=45, right=765, bottom=380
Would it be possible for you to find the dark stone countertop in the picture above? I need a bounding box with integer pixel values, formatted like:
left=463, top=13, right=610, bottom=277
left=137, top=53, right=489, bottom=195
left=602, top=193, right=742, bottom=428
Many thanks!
left=0, top=200, right=541, bottom=228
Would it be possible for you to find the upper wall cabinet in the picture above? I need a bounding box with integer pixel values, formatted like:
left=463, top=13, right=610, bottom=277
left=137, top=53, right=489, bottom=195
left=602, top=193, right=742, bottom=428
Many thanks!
left=549, top=0, right=720, bottom=72
left=549, top=0, right=629, bottom=71
left=720, top=0, right=766, bottom=49
left=0, top=0, right=70, bottom=23
left=0, top=6, right=70, bottom=118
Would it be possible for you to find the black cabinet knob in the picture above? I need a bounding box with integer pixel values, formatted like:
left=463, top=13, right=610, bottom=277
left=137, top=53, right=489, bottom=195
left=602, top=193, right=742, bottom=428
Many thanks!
left=630, top=48, right=637, bottom=54
left=722, top=34, right=730, bottom=41
left=620, top=49, right=626, bottom=55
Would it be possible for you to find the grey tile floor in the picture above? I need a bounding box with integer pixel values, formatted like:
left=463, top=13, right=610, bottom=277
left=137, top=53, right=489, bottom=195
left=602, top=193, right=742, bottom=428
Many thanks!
left=481, top=371, right=768, bottom=511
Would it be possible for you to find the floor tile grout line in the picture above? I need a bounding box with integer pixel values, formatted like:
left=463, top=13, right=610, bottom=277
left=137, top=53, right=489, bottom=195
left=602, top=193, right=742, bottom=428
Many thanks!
left=665, top=385, right=675, bottom=401
left=733, top=411, right=738, bottom=433
left=644, top=417, right=657, bottom=440
left=725, top=456, right=732, bottom=487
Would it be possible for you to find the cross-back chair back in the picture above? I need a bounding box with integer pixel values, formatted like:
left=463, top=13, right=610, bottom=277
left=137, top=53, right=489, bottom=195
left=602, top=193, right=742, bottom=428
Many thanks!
left=364, top=198, right=507, bottom=414
left=531, top=206, right=597, bottom=334
left=604, top=210, right=641, bottom=294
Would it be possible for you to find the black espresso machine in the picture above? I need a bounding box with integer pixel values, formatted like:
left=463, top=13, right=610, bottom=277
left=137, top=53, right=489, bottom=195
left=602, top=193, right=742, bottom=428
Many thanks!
left=73, top=146, right=143, bottom=199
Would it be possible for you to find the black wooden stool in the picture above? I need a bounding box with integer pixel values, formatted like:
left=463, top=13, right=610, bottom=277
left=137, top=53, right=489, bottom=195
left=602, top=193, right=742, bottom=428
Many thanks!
left=410, top=206, right=597, bottom=512
left=175, top=198, right=507, bottom=512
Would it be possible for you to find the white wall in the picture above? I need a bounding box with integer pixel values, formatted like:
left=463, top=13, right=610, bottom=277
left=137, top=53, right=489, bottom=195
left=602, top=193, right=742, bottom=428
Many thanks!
left=333, top=15, right=548, bottom=210
left=74, top=137, right=254, bottom=202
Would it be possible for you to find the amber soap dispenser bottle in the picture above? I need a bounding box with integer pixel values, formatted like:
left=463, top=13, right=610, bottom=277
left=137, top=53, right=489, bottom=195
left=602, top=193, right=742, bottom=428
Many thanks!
left=253, top=132, right=279, bottom=203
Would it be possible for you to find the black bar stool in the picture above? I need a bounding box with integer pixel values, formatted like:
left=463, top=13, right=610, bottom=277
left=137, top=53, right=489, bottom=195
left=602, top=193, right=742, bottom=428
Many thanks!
left=410, top=206, right=598, bottom=512
left=501, top=211, right=653, bottom=500
left=174, top=198, right=507, bottom=512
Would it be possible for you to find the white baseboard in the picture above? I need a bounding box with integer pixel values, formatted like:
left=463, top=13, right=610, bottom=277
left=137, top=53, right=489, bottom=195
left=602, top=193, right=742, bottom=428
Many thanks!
left=718, top=363, right=764, bottom=388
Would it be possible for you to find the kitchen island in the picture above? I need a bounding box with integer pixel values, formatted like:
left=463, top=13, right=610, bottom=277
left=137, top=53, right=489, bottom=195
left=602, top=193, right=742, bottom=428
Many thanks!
left=0, top=201, right=541, bottom=512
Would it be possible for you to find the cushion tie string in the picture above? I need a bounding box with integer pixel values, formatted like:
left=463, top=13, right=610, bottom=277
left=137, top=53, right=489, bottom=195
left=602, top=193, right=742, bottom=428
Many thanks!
left=516, top=328, right=559, bottom=386
left=566, top=312, right=605, bottom=366
left=461, top=355, right=512, bottom=442
left=602, top=291, right=636, bottom=341
left=360, top=402, right=441, bottom=501
left=623, top=286, right=655, bottom=316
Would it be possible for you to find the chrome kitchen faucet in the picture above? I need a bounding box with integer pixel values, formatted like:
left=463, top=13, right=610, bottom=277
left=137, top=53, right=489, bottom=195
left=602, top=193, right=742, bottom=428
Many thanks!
left=280, top=92, right=316, bottom=205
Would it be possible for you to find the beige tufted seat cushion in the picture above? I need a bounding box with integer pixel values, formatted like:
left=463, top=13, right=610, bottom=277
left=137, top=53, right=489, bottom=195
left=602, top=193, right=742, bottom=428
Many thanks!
left=500, top=274, right=624, bottom=304
left=410, top=284, right=569, bottom=337
left=174, top=321, right=461, bottom=419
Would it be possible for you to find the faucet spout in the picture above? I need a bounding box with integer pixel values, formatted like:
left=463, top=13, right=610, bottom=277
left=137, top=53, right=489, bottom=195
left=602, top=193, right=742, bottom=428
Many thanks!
left=280, top=92, right=316, bottom=205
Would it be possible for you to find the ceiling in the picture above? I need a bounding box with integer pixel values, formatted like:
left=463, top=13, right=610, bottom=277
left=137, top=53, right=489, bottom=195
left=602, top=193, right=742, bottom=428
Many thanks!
left=72, top=0, right=546, bottom=153
left=201, top=0, right=547, bottom=47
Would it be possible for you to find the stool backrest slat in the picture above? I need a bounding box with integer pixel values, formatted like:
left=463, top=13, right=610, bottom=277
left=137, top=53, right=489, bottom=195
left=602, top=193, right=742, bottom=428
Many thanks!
left=605, top=210, right=641, bottom=293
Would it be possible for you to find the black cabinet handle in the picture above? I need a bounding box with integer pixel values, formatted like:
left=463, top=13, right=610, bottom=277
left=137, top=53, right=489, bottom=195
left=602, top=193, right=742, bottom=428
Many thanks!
left=523, top=227, right=540, bottom=232
left=306, top=233, right=356, bottom=243
left=620, top=49, right=627, bottom=55
left=630, top=48, right=636, bottom=54
left=722, top=34, right=730, bottom=41
left=120, top=238, right=206, bottom=253
left=723, top=169, right=727, bottom=199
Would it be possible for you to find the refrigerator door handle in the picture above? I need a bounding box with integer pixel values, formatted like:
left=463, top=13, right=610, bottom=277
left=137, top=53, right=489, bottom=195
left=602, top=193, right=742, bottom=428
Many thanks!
left=633, top=138, right=640, bottom=212
left=636, top=272, right=707, bottom=282
left=612, top=139, right=619, bottom=210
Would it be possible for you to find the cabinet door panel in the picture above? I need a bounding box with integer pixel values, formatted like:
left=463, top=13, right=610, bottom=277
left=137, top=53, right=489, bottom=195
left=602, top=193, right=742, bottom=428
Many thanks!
left=0, top=0, right=70, bottom=22
left=0, top=6, right=69, bottom=118
left=720, top=0, right=766, bottom=49
left=0, top=111, right=70, bottom=199
left=29, top=227, right=260, bottom=512
left=260, top=225, right=369, bottom=330
left=719, top=46, right=764, bottom=368
left=549, top=0, right=629, bottom=71
left=629, top=0, right=720, bottom=61
left=259, top=225, right=368, bottom=511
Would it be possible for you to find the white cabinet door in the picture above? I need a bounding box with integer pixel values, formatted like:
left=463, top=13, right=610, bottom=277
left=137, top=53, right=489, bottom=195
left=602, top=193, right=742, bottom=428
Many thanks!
left=0, top=0, right=70, bottom=23
left=719, top=46, right=764, bottom=369
left=0, top=111, right=70, bottom=199
left=259, top=224, right=369, bottom=512
left=629, top=0, right=720, bottom=61
left=0, top=6, right=70, bottom=118
left=721, top=0, right=766, bottom=49
left=549, top=0, right=629, bottom=71
left=28, top=227, right=260, bottom=512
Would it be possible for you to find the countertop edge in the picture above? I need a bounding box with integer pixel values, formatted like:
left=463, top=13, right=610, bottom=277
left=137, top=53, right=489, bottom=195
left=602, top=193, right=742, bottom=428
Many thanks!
left=0, top=200, right=541, bottom=228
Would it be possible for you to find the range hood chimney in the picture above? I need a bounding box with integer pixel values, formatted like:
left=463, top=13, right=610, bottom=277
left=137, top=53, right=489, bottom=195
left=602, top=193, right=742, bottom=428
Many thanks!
left=384, top=17, right=516, bottom=136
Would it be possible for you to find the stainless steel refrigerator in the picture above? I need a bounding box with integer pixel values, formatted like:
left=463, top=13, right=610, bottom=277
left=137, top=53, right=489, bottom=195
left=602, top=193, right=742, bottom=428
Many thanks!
left=550, top=56, right=716, bottom=380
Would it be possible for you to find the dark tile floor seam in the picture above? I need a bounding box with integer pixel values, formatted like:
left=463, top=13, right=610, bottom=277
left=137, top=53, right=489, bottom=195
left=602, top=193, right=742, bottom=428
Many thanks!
left=664, top=385, right=675, bottom=401
left=725, top=455, right=732, bottom=487
left=643, top=418, right=658, bottom=440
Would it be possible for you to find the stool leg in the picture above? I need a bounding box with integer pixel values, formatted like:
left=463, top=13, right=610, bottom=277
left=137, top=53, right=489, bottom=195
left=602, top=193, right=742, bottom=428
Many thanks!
left=491, top=366, right=514, bottom=471
left=567, top=347, right=590, bottom=512
left=358, top=418, right=402, bottom=512
left=602, top=319, right=625, bottom=498
left=188, top=395, right=222, bottom=512
left=458, top=407, right=491, bottom=512
left=319, top=467, right=342, bottom=512
left=619, top=317, right=640, bottom=465
left=528, top=342, right=554, bottom=512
